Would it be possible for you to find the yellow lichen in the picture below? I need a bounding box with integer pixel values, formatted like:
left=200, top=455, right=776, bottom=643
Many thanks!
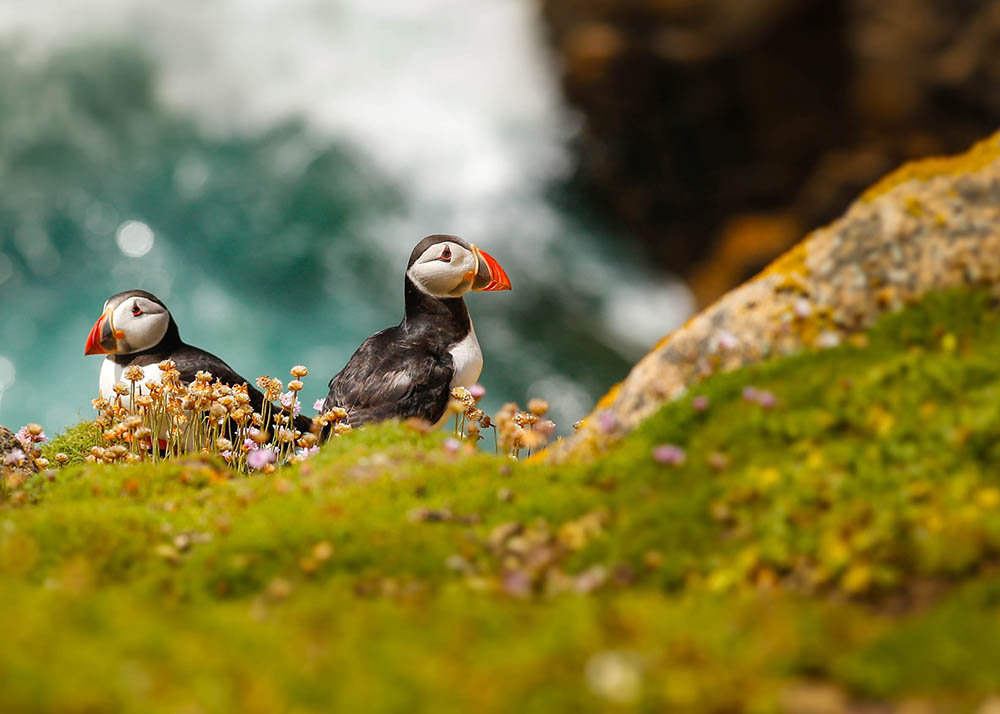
left=594, top=382, right=622, bottom=410
left=861, top=132, right=1000, bottom=202
left=760, top=239, right=809, bottom=280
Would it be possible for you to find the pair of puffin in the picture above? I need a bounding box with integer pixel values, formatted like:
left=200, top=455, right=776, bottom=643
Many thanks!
left=85, top=235, right=510, bottom=429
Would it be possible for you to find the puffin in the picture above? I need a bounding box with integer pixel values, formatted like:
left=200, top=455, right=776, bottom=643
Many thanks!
left=322, top=234, right=510, bottom=427
left=84, top=289, right=314, bottom=433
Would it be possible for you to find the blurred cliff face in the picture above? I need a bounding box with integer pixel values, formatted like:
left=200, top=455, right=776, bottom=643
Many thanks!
left=540, top=0, right=1000, bottom=304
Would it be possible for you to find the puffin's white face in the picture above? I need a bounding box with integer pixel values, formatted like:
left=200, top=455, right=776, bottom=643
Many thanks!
left=407, top=240, right=481, bottom=298
left=85, top=294, right=171, bottom=355
left=406, top=238, right=511, bottom=298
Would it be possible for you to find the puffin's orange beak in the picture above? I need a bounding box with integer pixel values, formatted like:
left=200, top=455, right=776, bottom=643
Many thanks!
left=472, top=247, right=511, bottom=292
left=85, top=308, right=120, bottom=356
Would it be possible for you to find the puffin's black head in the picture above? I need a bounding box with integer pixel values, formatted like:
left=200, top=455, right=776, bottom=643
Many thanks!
left=84, top=290, right=179, bottom=356
left=406, top=234, right=511, bottom=299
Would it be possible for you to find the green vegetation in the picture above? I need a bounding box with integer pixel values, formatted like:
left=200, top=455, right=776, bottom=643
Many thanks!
left=5, top=290, right=1000, bottom=712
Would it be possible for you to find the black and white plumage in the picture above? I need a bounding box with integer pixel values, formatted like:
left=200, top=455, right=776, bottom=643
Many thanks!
left=323, top=235, right=511, bottom=427
left=85, top=289, right=313, bottom=433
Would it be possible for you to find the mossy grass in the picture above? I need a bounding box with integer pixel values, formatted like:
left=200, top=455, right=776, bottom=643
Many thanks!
left=5, top=289, right=1000, bottom=712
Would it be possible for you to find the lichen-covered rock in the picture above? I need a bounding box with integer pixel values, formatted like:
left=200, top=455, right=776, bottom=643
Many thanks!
left=546, top=133, right=1000, bottom=462
left=0, top=425, right=37, bottom=473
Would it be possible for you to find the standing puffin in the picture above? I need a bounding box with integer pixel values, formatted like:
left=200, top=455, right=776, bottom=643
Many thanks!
left=84, top=290, right=313, bottom=433
left=323, top=235, right=510, bottom=426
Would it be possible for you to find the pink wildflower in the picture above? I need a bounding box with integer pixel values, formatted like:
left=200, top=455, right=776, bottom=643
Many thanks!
left=652, top=444, right=686, bottom=466
left=279, top=391, right=301, bottom=418
left=247, top=447, right=276, bottom=471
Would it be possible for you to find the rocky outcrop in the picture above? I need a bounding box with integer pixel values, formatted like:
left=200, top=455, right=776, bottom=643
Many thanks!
left=540, top=0, right=1000, bottom=304
left=545, top=133, right=1000, bottom=461
left=0, top=425, right=37, bottom=473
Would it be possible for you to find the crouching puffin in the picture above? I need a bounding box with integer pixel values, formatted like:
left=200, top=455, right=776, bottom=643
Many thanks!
left=84, top=290, right=313, bottom=433
left=322, top=235, right=510, bottom=427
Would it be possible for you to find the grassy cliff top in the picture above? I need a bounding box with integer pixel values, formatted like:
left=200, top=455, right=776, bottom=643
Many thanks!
left=4, top=289, right=1000, bottom=712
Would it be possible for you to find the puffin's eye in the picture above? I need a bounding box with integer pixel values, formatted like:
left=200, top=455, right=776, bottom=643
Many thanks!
left=132, top=305, right=143, bottom=317
left=440, top=246, right=452, bottom=262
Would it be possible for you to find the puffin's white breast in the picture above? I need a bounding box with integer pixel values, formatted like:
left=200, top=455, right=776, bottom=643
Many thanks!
left=449, top=321, right=483, bottom=389
left=99, top=359, right=164, bottom=409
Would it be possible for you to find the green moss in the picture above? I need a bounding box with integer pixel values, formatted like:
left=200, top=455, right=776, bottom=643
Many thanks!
left=4, top=290, right=1000, bottom=712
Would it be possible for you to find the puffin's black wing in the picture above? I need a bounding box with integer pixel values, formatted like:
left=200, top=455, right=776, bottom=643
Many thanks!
left=324, top=327, right=454, bottom=426
left=171, top=345, right=314, bottom=433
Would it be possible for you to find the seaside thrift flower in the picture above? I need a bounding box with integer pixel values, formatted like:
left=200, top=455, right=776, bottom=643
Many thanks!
left=742, top=386, right=760, bottom=402
left=536, top=419, right=557, bottom=439
left=652, top=444, right=686, bottom=465
left=288, top=380, right=304, bottom=392
left=313, top=398, right=326, bottom=412
left=279, top=391, right=302, bottom=418
left=443, top=438, right=461, bottom=453
left=527, top=399, right=549, bottom=416
left=4, top=448, right=25, bottom=466
left=123, top=365, right=145, bottom=382
left=597, top=410, right=617, bottom=434
left=715, top=329, right=739, bottom=351
left=247, top=447, right=277, bottom=471
left=290, top=365, right=309, bottom=378
left=757, top=390, right=777, bottom=408
left=692, top=395, right=710, bottom=412
left=469, top=384, right=486, bottom=400
left=297, top=446, right=320, bottom=459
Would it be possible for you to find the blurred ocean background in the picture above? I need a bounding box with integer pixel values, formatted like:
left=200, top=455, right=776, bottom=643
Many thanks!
left=0, top=0, right=693, bottom=434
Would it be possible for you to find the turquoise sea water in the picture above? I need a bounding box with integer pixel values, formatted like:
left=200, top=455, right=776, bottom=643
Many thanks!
left=0, top=2, right=692, bottom=434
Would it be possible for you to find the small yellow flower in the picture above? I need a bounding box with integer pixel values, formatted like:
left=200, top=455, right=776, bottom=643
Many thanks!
left=112, top=382, right=129, bottom=396
left=288, top=380, right=304, bottom=392
left=195, top=371, right=213, bottom=383
left=290, top=365, right=309, bottom=378
left=123, top=365, right=145, bottom=382
left=158, top=360, right=176, bottom=372
left=527, top=398, right=550, bottom=416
